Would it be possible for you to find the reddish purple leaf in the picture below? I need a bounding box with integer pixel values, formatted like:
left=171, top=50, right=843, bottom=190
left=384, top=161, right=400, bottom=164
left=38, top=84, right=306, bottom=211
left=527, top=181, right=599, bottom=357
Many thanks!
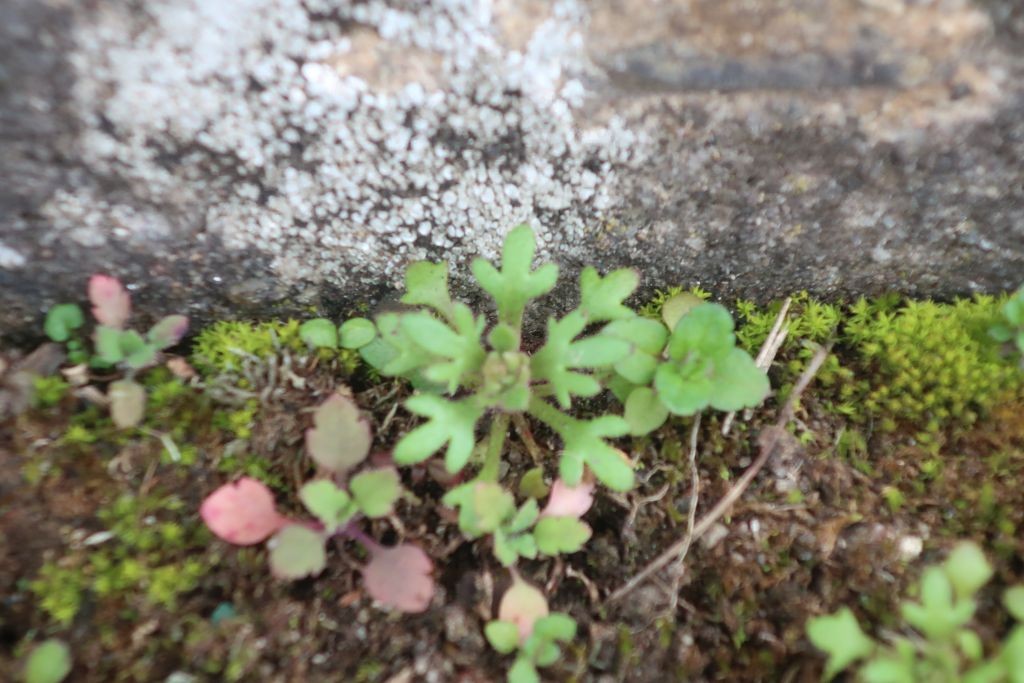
left=148, top=315, right=189, bottom=349
left=363, top=543, right=435, bottom=613
left=541, top=478, right=594, bottom=519
left=200, top=477, right=287, bottom=545
left=88, top=274, right=131, bottom=329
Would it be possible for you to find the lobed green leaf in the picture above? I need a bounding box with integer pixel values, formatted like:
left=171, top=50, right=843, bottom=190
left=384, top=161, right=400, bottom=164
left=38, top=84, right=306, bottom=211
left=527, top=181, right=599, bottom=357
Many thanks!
left=394, top=395, right=484, bottom=472
left=534, top=516, right=591, bottom=555
left=485, top=620, right=521, bottom=654
left=667, top=303, right=735, bottom=361
left=471, top=225, right=558, bottom=329
left=806, top=607, right=875, bottom=681
left=305, top=393, right=372, bottom=473
left=578, top=266, right=639, bottom=322
left=401, top=261, right=454, bottom=318
left=148, top=315, right=189, bottom=350
left=623, top=387, right=669, bottom=436
left=943, top=542, right=993, bottom=601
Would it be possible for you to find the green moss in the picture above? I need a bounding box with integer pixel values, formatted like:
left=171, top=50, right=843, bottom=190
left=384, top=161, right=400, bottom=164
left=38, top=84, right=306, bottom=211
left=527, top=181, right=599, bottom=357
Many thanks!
left=62, top=423, right=99, bottom=446
left=191, top=318, right=360, bottom=375
left=212, top=401, right=259, bottom=440
left=843, top=295, right=1020, bottom=430
left=31, top=562, right=87, bottom=626
left=726, top=291, right=1021, bottom=433
left=31, top=375, right=70, bottom=409
left=191, top=319, right=306, bottom=372
left=637, top=285, right=712, bottom=320
left=735, top=292, right=842, bottom=352
left=30, top=492, right=212, bottom=625
left=143, top=368, right=191, bottom=407
left=216, top=449, right=284, bottom=489
left=353, top=662, right=385, bottom=682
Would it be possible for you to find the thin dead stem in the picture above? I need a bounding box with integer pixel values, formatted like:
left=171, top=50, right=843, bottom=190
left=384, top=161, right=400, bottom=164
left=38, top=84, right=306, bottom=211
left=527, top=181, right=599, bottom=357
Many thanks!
left=606, top=344, right=829, bottom=605
left=665, top=412, right=701, bottom=614
left=722, top=297, right=792, bottom=435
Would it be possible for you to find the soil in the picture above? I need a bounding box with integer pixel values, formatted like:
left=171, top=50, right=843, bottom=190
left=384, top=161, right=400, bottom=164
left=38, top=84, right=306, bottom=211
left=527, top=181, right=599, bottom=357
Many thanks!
left=0, top=333, right=1022, bottom=682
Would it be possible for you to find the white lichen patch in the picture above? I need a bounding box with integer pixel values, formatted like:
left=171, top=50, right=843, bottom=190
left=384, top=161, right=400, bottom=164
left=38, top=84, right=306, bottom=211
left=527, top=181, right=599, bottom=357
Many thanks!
left=0, top=242, right=27, bottom=270
left=65, top=0, right=645, bottom=286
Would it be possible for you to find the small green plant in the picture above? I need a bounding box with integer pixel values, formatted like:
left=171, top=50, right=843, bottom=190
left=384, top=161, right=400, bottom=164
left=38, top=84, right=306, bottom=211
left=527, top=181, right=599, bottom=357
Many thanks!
left=202, top=391, right=435, bottom=612
left=616, top=296, right=769, bottom=435
left=22, top=639, right=71, bottom=683
left=42, top=275, right=189, bottom=428
left=342, top=225, right=767, bottom=487
left=485, top=573, right=577, bottom=683
left=327, top=225, right=767, bottom=680
left=807, top=541, right=1024, bottom=682
left=44, top=304, right=87, bottom=364
left=990, top=285, right=1024, bottom=357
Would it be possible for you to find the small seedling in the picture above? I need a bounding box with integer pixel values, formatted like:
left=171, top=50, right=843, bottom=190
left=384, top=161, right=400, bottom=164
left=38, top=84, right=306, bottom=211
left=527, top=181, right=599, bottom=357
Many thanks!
left=298, top=318, right=339, bottom=349
left=344, top=225, right=646, bottom=491
left=485, top=573, right=577, bottom=683
left=325, top=225, right=767, bottom=679
left=336, top=224, right=767, bottom=519
left=442, top=475, right=593, bottom=566
left=87, top=275, right=189, bottom=371
left=202, top=391, right=435, bottom=612
left=807, top=541, right=1024, bottom=682
left=44, top=305, right=87, bottom=364
left=43, top=275, right=189, bottom=428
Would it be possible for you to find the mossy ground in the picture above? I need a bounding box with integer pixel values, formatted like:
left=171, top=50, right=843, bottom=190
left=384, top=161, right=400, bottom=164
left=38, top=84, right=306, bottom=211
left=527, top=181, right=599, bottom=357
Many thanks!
left=1, top=295, right=1022, bottom=681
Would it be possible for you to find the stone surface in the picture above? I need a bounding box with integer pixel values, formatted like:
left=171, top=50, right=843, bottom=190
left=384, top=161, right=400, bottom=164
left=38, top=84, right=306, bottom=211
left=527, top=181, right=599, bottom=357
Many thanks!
left=1, top=0, right=1022, bottom=340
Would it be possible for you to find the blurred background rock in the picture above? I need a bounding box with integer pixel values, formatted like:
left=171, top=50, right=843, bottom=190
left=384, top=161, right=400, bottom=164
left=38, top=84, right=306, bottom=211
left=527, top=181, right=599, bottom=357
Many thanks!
left=1, top=0, right=1021, bottom=339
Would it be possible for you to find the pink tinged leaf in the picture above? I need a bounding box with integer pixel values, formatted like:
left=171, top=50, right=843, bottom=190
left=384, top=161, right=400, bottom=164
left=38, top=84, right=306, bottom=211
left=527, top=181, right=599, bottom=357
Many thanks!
left=88, top=274, right=131, bottom=328
left=362, top=543, right=435, bottom=613
left=200, top=477, right=287, bottom=545
left=541, top=478, right=595, bottom=519
left=305, top=392, right=372, bottom=473
left=148, top=315, right=189, bottom=349
left=166, top=356, right=196, bottom=379
left=498, top=575, right=550, bottom=642
left=267, top=525, right=327, bottom=580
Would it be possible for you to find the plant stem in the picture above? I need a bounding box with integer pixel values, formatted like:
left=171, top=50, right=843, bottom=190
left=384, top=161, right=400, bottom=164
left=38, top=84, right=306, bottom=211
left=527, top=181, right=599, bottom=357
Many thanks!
left=338, top=521, right=380, bottom=554
left=527, top=396, right=575, bottom=435
left=479, top=412, right=511, bottom=482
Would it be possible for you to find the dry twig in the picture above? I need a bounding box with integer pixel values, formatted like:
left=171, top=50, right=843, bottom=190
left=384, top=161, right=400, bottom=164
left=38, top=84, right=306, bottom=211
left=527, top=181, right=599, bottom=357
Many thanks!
left=665, top=412, right=702, bottom=614
left=722, top=297, right=791, bottom=435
